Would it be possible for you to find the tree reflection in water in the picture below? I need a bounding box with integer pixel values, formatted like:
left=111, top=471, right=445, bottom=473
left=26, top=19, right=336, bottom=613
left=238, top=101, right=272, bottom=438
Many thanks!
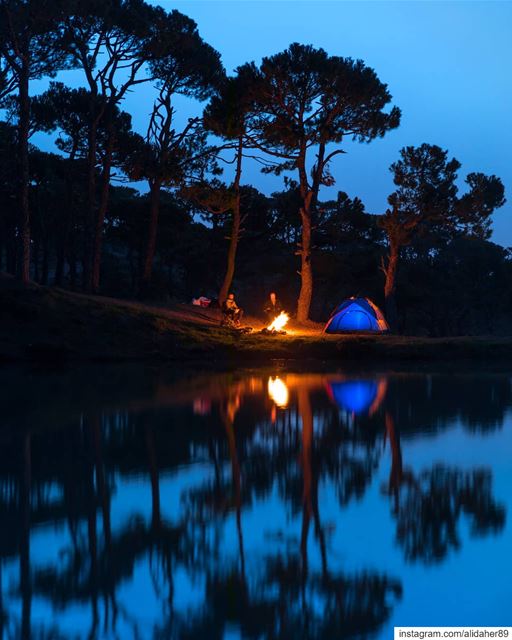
left=176, top=378, right=401, bottom=640
left=0, top=368, right=509, bottom=639
left=384, top=412, right=505, bottom=564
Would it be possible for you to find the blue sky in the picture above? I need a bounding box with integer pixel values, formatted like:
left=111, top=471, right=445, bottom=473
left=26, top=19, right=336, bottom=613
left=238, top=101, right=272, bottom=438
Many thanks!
left=165, top=0, right=512, bottom=246
left=35, top=1, right=512, bottom=246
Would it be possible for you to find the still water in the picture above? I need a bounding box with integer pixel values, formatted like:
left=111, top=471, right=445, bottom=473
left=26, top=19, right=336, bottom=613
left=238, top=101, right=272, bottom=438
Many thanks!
left=0, top=366, right=511, bottom=639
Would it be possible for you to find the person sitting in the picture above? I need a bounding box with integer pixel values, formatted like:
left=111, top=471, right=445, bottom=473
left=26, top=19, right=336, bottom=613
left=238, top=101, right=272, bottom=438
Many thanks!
left=221, top=293, right=243, bottom=327
left=263, top=292, right=282, bottom=324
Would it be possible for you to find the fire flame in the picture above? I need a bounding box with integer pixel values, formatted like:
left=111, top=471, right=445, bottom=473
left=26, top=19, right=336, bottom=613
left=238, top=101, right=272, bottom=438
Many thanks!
left=268, top=376, right=289, bottom=408
left=267, top=311, right=289, bottom=332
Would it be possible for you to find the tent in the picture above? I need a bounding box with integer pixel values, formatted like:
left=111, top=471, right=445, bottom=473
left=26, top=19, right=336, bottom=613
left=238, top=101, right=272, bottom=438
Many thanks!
left=324, top=297, right=389, bottom=333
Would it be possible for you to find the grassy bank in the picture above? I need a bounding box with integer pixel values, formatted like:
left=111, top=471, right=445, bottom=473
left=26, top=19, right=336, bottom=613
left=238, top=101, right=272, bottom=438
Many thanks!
left=2, top=274, right=512, bottom=365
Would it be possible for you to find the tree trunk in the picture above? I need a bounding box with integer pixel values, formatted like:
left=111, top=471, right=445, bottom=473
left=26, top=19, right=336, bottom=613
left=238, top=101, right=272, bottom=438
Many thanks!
left=84, top=419, right=99, bottom=633
left=384, top=241, right=399, bottom=331
left=32, top=236, right=40, bottom=283
left=141, top=178, right=162, bottom=292
left=6, top=221, right=17, bottom=274
left=385, top=412, right=403, bottom=514
left=91, top=416, right=111, bottom=547
left=83, top=117, right=99, bottom=290
left=68, top=249, right=77, bottom=288
left=310, top=142, right=325, bottom=229
left=54, top=245, right=65, bottom=286
left=296, top=149, right=314, bottom=322
left=218, top=135, right=244, bottom=305
left=222, top=396, right=245, bottom=578
left=55, top=171, right=75, bottom=286
left=20, top=434, right=31, bottom=640
left=295, top=143, right=325, bottom=323
left=18, top=58, right=31, bottom=284
left=145, top=422, right=161, bottom=531
left=218, top=200, right=240, bottom=305
left=298, top=386, right=313, bottom=579
left=41, top=235, right=49, bottom=285
left=91, top=126, right=113, bottom=293
left=297, top=203, right=313, bottom=322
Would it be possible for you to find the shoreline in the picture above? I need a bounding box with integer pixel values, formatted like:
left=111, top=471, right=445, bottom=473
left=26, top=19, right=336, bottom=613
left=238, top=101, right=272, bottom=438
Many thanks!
left=2, top=276, right=512, bottom=366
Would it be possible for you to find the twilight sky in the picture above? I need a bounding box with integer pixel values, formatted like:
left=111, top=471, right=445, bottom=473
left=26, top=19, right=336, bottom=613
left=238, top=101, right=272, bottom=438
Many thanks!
left=167, top=0, right=512, bottom=247
left=36, top=1, right=512, bottom=246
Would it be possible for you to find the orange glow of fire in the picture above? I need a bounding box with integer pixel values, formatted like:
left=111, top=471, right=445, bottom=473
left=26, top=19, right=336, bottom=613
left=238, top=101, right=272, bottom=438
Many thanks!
left=268, top=376, right=289, bottom=408
left=267, top=311, right=289, bottom=332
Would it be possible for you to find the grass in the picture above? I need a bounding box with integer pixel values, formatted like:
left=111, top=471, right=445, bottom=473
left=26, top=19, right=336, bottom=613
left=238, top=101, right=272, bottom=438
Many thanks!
left=2, top=273, right=512, bottom=365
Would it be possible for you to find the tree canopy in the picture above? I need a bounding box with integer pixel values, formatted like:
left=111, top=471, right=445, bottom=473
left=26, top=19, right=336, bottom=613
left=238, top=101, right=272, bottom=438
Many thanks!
left=0, top=2, right=508, bottom=334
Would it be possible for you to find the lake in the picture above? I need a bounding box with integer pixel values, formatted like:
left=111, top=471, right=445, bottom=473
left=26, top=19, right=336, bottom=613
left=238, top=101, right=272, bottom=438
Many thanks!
left=0, top=365, right=511, bottom=639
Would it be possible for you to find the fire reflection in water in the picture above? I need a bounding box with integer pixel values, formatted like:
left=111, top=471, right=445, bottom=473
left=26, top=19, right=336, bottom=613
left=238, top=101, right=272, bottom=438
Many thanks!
left=268, top=376, right=289, bottom=408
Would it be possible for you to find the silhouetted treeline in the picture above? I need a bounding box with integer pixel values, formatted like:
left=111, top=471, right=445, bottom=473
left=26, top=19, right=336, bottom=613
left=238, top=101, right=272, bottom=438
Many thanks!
left=0, top=0, right=508, bottom=331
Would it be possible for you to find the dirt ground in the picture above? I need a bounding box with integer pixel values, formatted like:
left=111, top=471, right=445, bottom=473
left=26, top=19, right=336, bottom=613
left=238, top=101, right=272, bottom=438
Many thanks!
left=2, top=274, right=512, bottom=365
left=101, top=297, right=325, bottom=336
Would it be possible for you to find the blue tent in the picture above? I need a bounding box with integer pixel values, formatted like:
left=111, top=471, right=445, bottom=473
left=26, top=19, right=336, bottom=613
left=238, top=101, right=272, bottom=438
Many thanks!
left=324, top=297, right=389, bottom=333
left=328, top=380, right=379, bottom=414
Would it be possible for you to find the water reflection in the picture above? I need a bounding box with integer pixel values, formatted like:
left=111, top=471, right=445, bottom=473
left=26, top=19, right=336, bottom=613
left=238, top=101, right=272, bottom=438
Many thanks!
left=0, top=367, right=510, bottom=638
left=327, top=377, right=388, bottom=415
left=267, top=376, right=289, bottom=409
left=383, top=413, right=506, bottom=563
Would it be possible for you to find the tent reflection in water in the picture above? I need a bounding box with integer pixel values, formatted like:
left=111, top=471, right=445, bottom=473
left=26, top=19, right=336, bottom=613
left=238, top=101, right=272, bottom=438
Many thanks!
left=327, top=377, right=388, bottom=415
left=324, top=296, right=390, bottom=333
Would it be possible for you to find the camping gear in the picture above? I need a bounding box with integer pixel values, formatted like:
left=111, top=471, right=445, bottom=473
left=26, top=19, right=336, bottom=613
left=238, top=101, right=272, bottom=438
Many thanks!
left=192, top=296, right=211, bottom=307
left=324, top=297, right=389, bottom=333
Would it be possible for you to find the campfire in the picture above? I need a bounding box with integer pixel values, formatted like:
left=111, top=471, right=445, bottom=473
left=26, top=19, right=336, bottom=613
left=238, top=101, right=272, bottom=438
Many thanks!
left=261, top=311, right=289, bottom=335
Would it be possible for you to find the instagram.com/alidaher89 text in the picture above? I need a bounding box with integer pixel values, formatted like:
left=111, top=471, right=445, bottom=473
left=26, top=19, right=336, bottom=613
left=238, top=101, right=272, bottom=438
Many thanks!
left=395, top=629, right=511, bottom=639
